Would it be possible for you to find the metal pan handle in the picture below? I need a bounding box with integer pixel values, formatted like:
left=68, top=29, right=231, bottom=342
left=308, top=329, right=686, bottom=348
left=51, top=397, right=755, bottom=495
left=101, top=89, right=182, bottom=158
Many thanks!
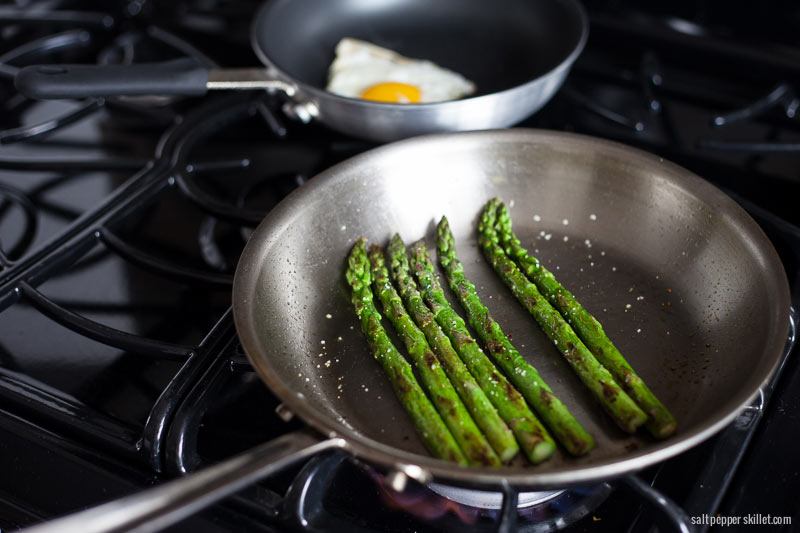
left=22, top=430, right=347, bottom=533
left=15, top=58, right=297, bottom=100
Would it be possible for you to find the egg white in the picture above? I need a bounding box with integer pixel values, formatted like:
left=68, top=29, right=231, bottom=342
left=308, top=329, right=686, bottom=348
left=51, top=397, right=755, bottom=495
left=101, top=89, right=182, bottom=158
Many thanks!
left=326, top=38, right=476, bottom=103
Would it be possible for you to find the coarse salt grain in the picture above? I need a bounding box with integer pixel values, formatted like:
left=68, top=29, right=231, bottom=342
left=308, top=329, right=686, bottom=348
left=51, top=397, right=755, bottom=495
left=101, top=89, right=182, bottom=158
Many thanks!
left=534, top=215, right=541, bottom=222
left=590, top=214, right=597, bottom=221
left=562, top=218, right=569, bottom=225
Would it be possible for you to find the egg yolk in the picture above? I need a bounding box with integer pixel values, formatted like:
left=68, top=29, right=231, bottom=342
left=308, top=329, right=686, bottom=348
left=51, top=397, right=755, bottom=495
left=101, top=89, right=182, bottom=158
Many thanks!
left=360, top=82, right=421, bottom=103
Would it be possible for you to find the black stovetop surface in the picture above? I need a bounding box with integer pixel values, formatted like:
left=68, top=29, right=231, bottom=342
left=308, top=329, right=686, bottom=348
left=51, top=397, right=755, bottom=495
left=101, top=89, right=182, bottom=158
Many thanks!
left=0, top=1, right=799, bottom=532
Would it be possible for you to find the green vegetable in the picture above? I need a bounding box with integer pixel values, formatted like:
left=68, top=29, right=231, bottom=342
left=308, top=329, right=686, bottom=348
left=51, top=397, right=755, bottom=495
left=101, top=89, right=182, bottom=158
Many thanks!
left=368, top=244, right=501, bottom=466
left=387, top=234, right=519, bottom=462
left=495, top=201, right=676, bottom=438
left=478, top=199, right=648, bottom=434
left=346, top=238, right=467, bottom=464
left=436, top=217, right=594, bottom=455
left=408, top=238, right=556, bottom=464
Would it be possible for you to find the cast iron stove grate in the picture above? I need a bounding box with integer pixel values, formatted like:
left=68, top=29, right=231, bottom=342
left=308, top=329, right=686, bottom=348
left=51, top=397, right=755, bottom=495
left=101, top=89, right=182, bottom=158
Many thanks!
left=0, top=1, right=799, bottom=532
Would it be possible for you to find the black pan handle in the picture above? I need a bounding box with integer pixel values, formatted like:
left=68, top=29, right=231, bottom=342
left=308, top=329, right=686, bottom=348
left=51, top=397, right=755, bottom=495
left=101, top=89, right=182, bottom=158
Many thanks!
left=15, top=58, right=210, bottom=99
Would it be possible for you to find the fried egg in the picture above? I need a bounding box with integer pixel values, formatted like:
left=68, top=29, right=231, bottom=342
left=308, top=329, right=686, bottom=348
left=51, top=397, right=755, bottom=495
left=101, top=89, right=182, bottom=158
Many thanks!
left=326, top=38, right=476, bottom=104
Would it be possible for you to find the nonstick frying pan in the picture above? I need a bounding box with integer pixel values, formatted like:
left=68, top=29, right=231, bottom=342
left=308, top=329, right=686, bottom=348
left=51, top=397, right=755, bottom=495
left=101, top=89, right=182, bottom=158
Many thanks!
left=14, top=0, right=588, bottom=141
left=25, top=130, right=791, bottom=533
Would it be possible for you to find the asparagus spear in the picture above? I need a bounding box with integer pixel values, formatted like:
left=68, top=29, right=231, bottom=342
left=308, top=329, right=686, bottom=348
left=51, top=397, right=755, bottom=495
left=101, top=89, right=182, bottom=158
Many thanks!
left=408, top=239, right=556, bottom=464
left=478, top=199, right=648, bottom=434
left=436, top=218, right=595, bottom=455
left=495, top=201, right=677, bottom=439
left=346, top=238, right=467, bottom=464
left=368, top=244, right=501, bottom=467
left=386, top=235, right=519, bottom=462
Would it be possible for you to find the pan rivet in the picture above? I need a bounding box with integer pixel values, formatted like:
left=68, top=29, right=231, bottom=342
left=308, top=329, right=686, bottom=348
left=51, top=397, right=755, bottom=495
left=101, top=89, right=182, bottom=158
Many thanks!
left=392, top=463, right=432, bottom=485
left=386, top=470, right=409, bottom=493
left=282, top=101, right=318, bottom=123
left=274, top=403, right=294, bottom=422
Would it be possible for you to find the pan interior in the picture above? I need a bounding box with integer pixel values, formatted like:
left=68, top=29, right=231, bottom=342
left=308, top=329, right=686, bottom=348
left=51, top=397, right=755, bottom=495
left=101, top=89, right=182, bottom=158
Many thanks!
left=236, top=131, right=788, bottom=483
left=254, top=0, right=584, bottom=95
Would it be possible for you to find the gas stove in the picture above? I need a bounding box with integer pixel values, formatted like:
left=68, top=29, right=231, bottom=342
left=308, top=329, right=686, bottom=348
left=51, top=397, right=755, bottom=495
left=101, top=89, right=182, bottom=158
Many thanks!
left=0, top=1, right=798, bottom=532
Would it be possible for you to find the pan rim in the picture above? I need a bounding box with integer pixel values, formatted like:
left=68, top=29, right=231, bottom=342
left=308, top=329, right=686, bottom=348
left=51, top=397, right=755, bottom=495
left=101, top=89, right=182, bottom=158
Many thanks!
left=248, top=0, right=589, bottom=111
left=232, top=129, right=791, bottom=489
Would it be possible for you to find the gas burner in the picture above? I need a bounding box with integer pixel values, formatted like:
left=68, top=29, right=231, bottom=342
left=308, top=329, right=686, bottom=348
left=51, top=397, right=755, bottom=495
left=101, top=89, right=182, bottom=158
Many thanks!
left=416, top=481, right=611, bottom=531
left=427, top=484, right=566, bottom=510
left=268, top=454, right=617, bottom=532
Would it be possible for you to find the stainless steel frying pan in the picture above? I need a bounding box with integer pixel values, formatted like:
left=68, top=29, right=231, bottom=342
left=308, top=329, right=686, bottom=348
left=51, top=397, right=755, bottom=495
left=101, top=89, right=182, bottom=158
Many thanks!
left=14, top=0, right=588, bottom=141
left=25, top=130, right=790, bottom=533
